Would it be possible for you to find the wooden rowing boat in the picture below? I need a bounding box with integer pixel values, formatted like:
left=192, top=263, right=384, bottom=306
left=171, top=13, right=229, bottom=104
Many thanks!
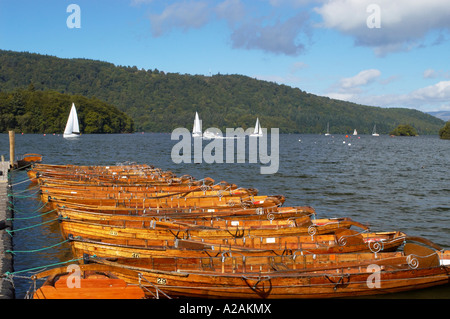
left=16, top=153, right=42, bottom=169
left=35, top=170, right=194, bottom=186
left=67, top=229, right=408, bottom=259
left=38, top=179, right=238, bottom=194
left=46, top=193, right=286, bottom=210
left=29, top=163, right=210, bottom=187
left=58, top=216, right=368, bottom=242
left=52, top=199, right=299, bottom=216
left=28, top=163, right=153, bottom=179
left=39, top=185, right=259, bottom=202
left=81, top=244, right=450, bottom=298
left=56, top=205, right=315, bottom=227
left=32, top=266, right=146, bottom=299
left=55, top=204, right=316, bottom=222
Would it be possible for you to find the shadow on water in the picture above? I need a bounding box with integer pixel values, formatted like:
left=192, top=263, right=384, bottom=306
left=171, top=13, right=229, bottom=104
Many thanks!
left=1, top=133, right=449, bottom=298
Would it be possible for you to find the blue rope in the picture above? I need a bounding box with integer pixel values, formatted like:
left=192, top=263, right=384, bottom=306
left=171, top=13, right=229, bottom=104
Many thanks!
left=6, top=239, right=70, bottom=255
left=5, top=217, right=59, bottom=236
left=3, top=257, right=83, bottom=276
left=7, top=208, right=56, bottom=221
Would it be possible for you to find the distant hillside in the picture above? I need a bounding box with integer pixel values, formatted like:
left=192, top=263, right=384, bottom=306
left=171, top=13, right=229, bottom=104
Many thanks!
left=428, top=111, right=450, bottom=122
left=0, top=88, right=134, bottom=134
left=0, top=50, right=445, bottom=134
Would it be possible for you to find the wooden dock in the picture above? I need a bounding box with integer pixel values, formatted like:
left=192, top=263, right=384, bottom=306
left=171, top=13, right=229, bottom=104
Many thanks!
left=0, top=161, right=14, bottom=299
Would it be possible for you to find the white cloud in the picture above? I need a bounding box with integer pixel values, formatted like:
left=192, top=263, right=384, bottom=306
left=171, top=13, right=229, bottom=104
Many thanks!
left=229, top=11, right=311, bottom=56
left=411, top=81, right=450, bottom=101
left=423, top=69, right=437, bottom=79
left=326, top=80, right=450, bottom=112
left=215, top=0, right=245, bottom=26
left=149, top=1, right=212, bottom=37
left=339, top=69, right=381, bottom=89
left=423, top=69, right=450, bottom=79
left=144, top=0, right=313, bottom=56
left=315, top=0, right=450, bottom=55
left=324, top=69, right=382, bottom=106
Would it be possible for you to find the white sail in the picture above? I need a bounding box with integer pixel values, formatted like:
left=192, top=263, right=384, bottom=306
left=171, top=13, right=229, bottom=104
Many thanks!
left=250, top=118, right=263, bottom=137
left=63, top=103, right=80, bottom=138
left=353, top=129, right=358, bottom=136
left=192, top=112, right=202, bottom=137
left=325, top=122, right=330, bottom=136
left=372, top=125, right=379, bottom=136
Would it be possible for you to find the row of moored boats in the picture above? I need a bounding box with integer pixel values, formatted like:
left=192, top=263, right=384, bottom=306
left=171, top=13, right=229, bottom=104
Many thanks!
left=27, top=163, right=450, bottom=299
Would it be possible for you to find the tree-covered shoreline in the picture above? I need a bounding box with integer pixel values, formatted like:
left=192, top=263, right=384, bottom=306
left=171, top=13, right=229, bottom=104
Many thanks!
left=0, top=50, right=445, bottom=134
left=0, top=87, right=134, bottom=134
left=439, top=122, right=450, bottom=140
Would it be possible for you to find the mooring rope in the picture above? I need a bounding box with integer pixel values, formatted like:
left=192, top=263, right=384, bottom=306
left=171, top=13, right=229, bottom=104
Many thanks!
left=8, top=177, right=32, bottom=187
left=2, top=257, right=83, bottom=277
left=6, top=238, right=70, bottom=255
left=8, top=189, right=40, bottom=199
left=8, top=201, right=49, bottom=215
left=7, top=184, right=40, bottom=195
left=5, top=217, right=59, bottom=236
left=7, top=208, right=56, bottom=221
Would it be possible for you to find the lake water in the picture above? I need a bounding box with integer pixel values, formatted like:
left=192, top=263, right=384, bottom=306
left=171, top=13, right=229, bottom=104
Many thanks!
left=1, top=132, right=449, bottom=299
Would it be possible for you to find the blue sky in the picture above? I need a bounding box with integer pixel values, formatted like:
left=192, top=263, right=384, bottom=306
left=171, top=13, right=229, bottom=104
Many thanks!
left=1, top=0, right=450, bottom=113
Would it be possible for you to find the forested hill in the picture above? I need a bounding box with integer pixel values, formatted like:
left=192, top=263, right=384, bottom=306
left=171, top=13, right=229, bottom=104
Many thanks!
left=0, top=50, right=444, bottom=134
left=0, top=88, right=134, bottom=134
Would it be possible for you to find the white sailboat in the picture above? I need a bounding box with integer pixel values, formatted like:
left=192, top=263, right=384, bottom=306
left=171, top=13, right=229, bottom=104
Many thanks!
left=250, top=118, right=263, bottom=137
left=353, top=129, right=358, bottom=136
left=372, top=125, right=379, bottom=136
left=192, top=112, right=202, bottom=138
left=63, top=103, right=80, bottom=138
left=325, top=122, right=330, bottom=136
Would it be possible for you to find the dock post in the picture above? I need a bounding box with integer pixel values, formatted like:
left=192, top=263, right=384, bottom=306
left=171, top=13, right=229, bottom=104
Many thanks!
left=9, top=131, right=15, bottom=169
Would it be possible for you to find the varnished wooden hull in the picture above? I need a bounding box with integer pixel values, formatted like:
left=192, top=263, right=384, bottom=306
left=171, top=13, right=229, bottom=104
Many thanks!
left=55, top=204, right=316, bottom=222
left=59, top=217, right=366, bottom=242
left=39, top=185, right=258, bottom=201
left=46, top=194, right=285, bottom=210
left=85, top=249, right=450, bottom=298
left=32, top=268, right=145, bottom=299
left=68, top=230, right=406, bottom=259
left=53, top=200, right=307, bottom=218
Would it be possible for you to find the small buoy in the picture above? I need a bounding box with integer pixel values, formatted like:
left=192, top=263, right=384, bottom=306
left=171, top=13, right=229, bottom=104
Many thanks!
left=345, top=135, right=348, bottom=138
left=343, top=141, right=346, bottom=144
left=43, top=134, right=46, bottom=136
left=348, top=143, right=351, bottom=146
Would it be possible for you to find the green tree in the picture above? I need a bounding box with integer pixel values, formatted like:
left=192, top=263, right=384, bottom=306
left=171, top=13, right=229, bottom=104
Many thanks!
left=439, top=121, right=450, bottom=140
left=389, top=124, right=418, bottom=136
left=0, top=88, right=134, bottom=134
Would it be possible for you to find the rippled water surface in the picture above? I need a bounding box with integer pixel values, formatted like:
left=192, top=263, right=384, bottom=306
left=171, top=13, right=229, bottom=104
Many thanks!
left=1, top=133, right=449, bottom=298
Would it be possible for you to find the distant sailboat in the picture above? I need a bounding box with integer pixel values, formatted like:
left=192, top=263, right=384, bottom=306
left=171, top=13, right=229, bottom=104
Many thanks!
left=250, top=118, right=263, bottom=137
left=63, top=103, right=80, bottom=138
left=372, top=125, right=379, bottom=136
left=325, top=122, right=331, bottom=136
left=353, top=129, right=358, bottom=136
left=192, top=112, right=202, bottom=138
left=203, top=129, right=222, bottom=139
